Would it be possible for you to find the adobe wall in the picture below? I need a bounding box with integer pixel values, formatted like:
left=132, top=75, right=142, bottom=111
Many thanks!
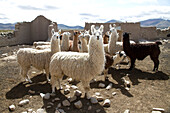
left=30, top=16, right=52, bottom=43
left=0, top=15, right=54, bottom=47
left=156, top=27, right=170, bottom=39
left=84, top=22, right=169, bottom=42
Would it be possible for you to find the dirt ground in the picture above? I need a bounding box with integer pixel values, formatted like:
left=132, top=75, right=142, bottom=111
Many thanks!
left=0, top=40, right=169, bottom=113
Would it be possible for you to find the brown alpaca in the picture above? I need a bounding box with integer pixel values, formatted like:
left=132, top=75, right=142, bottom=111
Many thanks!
left=69, top=31, right=80, bottom=52
left=123, top=32, right=162, bottom=71
left=103, top=34, right=109, bottom=44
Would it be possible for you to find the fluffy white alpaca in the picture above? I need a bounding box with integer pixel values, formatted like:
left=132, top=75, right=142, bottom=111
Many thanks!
left=84, top=30, right=90, bottom=44
left=50, top=25, right=105, bottom=97
left=17, top=29, right=60, bottom=83
left=79, top=32, right=88, bottom=53
left=61, top=32, right=71, bottom=51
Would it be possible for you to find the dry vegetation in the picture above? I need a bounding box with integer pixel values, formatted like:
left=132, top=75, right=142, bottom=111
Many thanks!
left=0, top=39, right=169, bottom=113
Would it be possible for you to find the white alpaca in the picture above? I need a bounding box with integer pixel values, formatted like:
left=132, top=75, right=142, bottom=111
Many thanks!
left=79, top=32, right=88, bottom=53
left=61, top=32, right=71, bottom=51
left=84, top=30, right=90, bottom=44
left=17, top=29, right=60, bottom=83
left=50, top=25, right=105, bottom=98
left=104, top=24, right=119, bottom=55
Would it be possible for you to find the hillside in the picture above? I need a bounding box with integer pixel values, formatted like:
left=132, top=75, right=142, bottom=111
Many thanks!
left=0, top=18, right=170, bottom=30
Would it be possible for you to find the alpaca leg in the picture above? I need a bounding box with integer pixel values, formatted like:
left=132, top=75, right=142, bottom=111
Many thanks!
left=150, top=56, right=159, bottom=71
left=50, top=75, right=57, bottom=93
left=45, top=68, right=50, bottom=82
left=104, top=68, right=109, bottom=81
left=20, top=67, right=32, bottom=83
left=82, top=81, right=90, bottom=99
left=129, top=58, right=135, bottom=70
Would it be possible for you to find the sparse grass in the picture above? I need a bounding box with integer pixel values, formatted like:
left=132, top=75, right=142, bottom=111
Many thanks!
left=0, top=30, right=13, bottom=32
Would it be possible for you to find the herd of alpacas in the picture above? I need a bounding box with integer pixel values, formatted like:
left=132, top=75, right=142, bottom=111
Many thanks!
left=17, top=24, right=162, bottom=97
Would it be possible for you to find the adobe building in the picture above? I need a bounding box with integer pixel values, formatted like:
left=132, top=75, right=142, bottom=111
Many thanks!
left=84, top=22, right=170, bottom=42
left=0, top=15, right=58, bottom=47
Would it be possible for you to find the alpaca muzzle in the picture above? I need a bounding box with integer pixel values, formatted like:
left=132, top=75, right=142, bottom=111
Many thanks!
left=97, top=36, right=99, bottom=40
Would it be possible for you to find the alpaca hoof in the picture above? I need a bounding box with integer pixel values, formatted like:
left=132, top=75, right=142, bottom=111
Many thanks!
left=105, top=77, right=109, bottom=81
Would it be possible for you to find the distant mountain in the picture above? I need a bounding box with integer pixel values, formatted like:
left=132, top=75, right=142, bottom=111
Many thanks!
left=0, top=23, right=15, bottom=30
left=0, top=18, right=169, bottom=30
left=105, top=19, right=121, bottom=23
left=58, top=24, right=84, bottom=30
left=140, top=18, right=170, bottom=28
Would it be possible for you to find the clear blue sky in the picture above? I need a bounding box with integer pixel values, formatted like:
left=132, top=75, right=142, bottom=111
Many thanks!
left=0, top=0, right=170, bottom=26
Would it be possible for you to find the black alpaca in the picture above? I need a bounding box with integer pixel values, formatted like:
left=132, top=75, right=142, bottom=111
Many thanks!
left=123, top=32, right=162, bottom=71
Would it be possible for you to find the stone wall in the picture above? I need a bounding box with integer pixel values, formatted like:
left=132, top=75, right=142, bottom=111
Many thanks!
left=0, top=15, right=54, bottom=47
left=84, top=22, right=170, bottom=42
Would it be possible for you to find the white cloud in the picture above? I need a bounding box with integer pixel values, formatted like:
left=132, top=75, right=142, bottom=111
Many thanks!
left=0, top=0, right=170, bottom=26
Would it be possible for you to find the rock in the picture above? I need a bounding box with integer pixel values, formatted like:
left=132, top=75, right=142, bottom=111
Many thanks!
left=74, top=100, right=82, bottom=109
left=95, top=92, right=101, bottom=96
left=96, top=109, right=101, bottom=113
left=65, top=84, right=70, bottom=89
left=19, top=99, right=29, bottom=106
left=48, top=102, right=54, bottom=106
left=50, top=93, right=56, bottom=97
left=90, top=79, right=96, bottom=83
left=68, top=96, right=77, bottom=102
left=98, top=83, right=105, bottom=88
left=74, top=90, right=82, bottom=97
left=36, top=108, right=46, bottom=113
left=27, top=109, right=33, bottom=113
left=64, top=88, right=70, bottom=95
left=52, top=98, right=60, bottom=102
left=88, top=106, right=92, bottom=110
left=57, top=109, right=66, bottom=113
left=125, top=87, right=130, bottom=91
left=95, top=96, right=104, bottom=102
left=106, top=83, right=112, bottom=90
left=90, top=97, right=98, bottom=104
left=151, top=111, right=162, bottom=113
left=40, top=93, right=45, bottom=98
left=68, top=78, right=73, bottom=83
left=62, top=100, right=70, bottom=107
left=21, top=111, right=27, bottom=113
left=44, top=93, right=50, bottom=99
left=112, top=92, right=117, bottom=96
left=103, top=99, right=111, bottom=107
left=47, top=106, right=52, bottom=109
left=124, top=109, right=130, bottom=113
left=9, top=104, right=15, bottom=111
left=28, top=90, right=35, bottom=94
left=57, top=103, right=61, bottom=108
left=152, top=108, right=165, bottom=112
left=71, top=85, right=78, bottom=89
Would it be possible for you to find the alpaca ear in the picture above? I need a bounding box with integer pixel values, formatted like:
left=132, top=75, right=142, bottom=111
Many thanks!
left=99, top=25, right=104, bottom=33
left=58, top=29, right=61, bottom=35
left=87, top=30, right=90, bottom=34
left=91, top=25, right=95, bottom=35
left=51, top=28, right=55, bottom=35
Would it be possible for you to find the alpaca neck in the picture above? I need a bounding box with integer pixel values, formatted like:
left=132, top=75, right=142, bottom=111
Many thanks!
left=73, top=35, right=79, bottom=51
left=61, top=37, right=69, bottom=48
left=51, top=39, right=60, bottom=54
left=123, top=37, right=130, bottom=52
left=89, top=36, right=105, bottom=65
left=81, top=39, right=88, bottom=52
left=108, top=32, right=117, bottom=54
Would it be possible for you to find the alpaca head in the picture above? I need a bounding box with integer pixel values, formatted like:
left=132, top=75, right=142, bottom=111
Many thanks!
left=51, top=29, right=61, bottom=41
left=114, top=51, right=126, bottom=64
left=62, top=32, right=71, bottom=40
left=123, top=32, right=130, bottom=41
left=91, top=25, right=104, bottom=40
left=74, top=31, right=81, bottom=37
